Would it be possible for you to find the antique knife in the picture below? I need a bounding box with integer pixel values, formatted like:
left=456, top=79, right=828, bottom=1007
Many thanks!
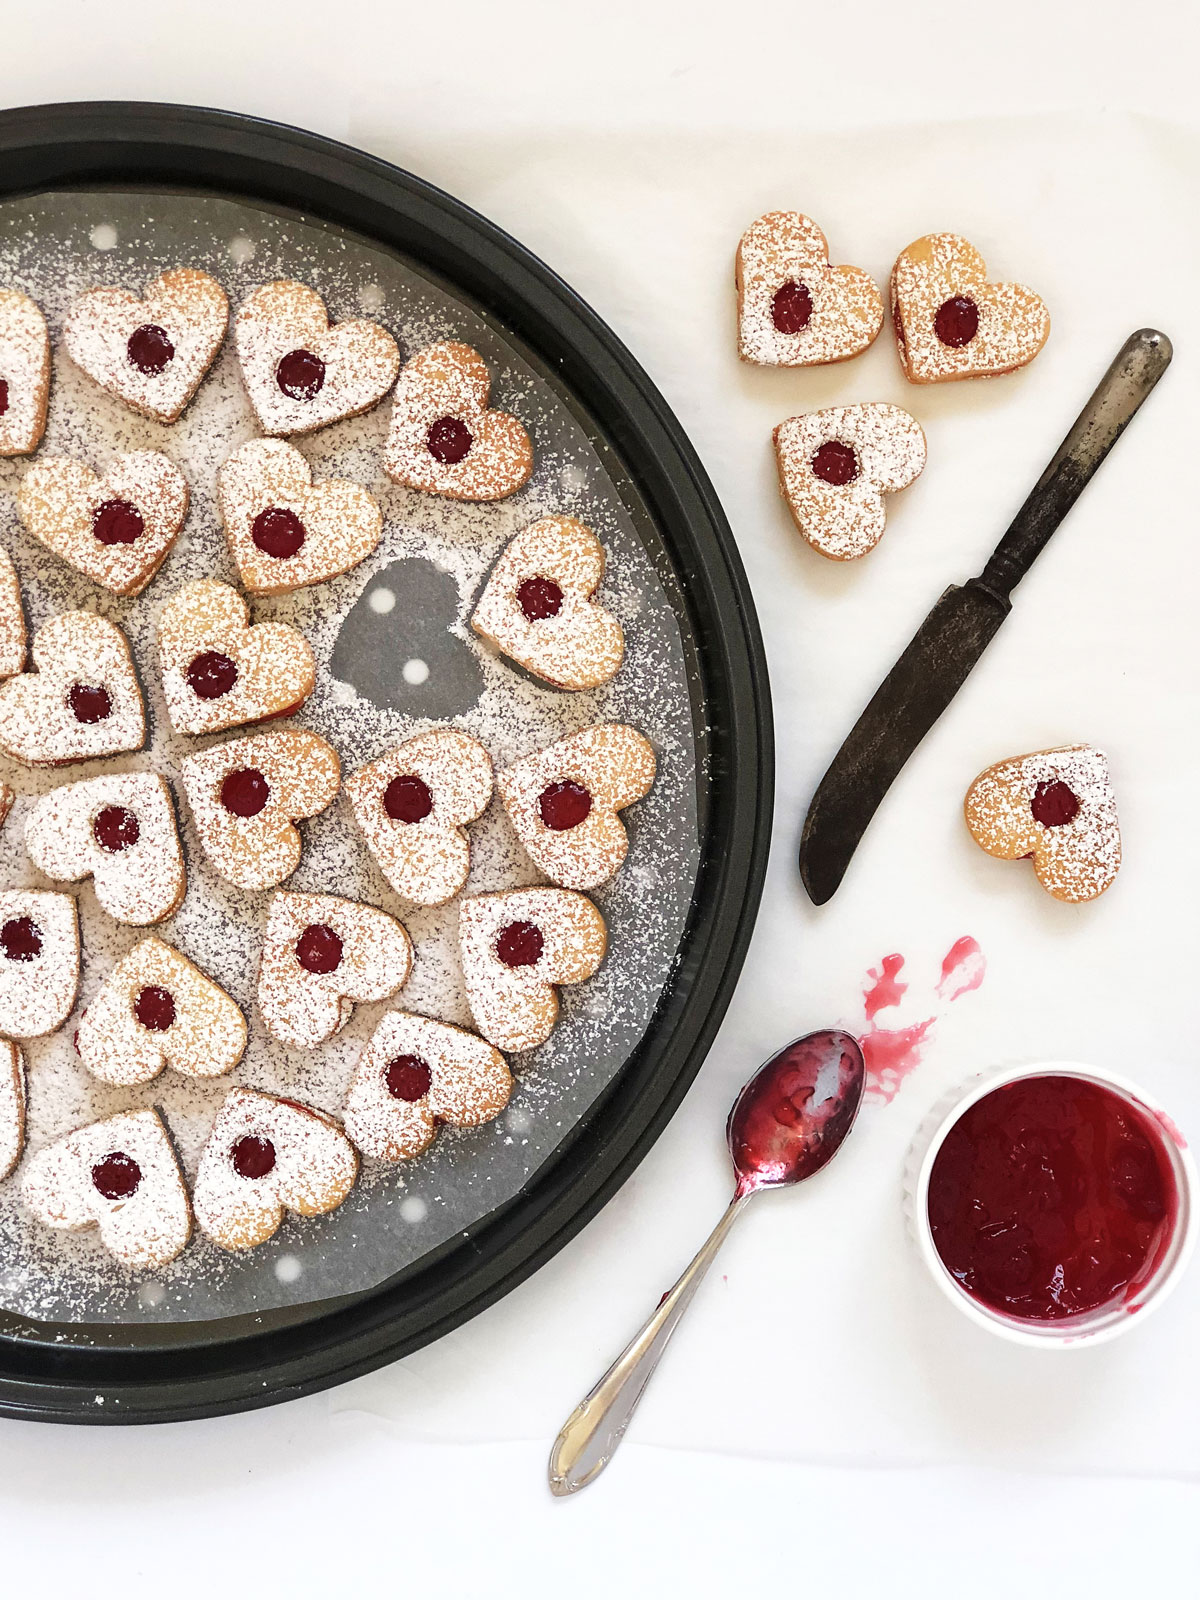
left=799, top=327, right=1172, bottom=906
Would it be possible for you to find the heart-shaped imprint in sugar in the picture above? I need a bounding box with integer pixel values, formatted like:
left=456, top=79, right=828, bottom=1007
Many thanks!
left=0, top=546, right=26, bottom=680
left=0, top=288, right=51, bottom=455
left=891, top=234, right=1050, bottom=383
left=498, top=723, right=656, bottom=890
left=0, top=1040, right=26, bottom=1181
left=76, top=936, right=246, bottom=1087
left=344, top=1010, right=512, bottom=1162
left=460, top=886, right=607, bottom=1053
left=345, top=728, right=493, bottom=906
left=0, top=612, right=145, bottom=766
left=737, top=212, right=884, bottom=367
left=384, top=341, right=533, bottom=501
left=193, top=1088, right=359, bottom=1252
left=965, top=744, right=1121, bottom=903
left=180, top=727, right=340, bottom=892
left=234, top=280, right=400, bottom=436
left=218, top=437, right=382, bottom=596
left=22, top=1108, right=191, bottom=1269
left=471, top=517, right=624, bottom=691
left=159, top=579, right=315, bottom=735
left=774, top=403, right=927, bottom=561
left=63, top=268, right=228, bottom=423
left=25, top=772, right=186, bottom=925
left=0, top=890, right=79, bottom=1038
left=258, top=890, right=413, bottom=1049
left=18, top=451, right=189, bottom=596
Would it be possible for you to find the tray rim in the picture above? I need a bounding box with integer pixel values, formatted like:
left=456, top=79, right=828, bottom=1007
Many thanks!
left=0, top=100, right=773, bottom=1424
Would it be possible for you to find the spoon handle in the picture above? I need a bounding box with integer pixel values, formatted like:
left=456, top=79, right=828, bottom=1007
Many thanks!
left=548, top=1191, right=751, bottom=1496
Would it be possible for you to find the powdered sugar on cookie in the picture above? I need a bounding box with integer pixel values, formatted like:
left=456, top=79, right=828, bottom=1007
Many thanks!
left=737, top=212, right=884, bottom=367
left=0, top=288, right=51, bottom=455
left=0, top=611, right=144, bottom=766
left=0, top=1040, right=25, bottom=1181
left=0, top=889, right=79, bottom=1037
left=0, top=547, right=26, bottom=680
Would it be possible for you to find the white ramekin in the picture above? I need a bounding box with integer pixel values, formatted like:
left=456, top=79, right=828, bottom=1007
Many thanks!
left=904, top=1060, right=1198, bottom=1348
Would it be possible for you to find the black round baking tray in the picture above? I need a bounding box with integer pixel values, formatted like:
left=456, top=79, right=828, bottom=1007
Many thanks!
left=0, top=101, right=772, bottom=1423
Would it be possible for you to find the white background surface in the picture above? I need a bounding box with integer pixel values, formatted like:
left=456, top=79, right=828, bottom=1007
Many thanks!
left=2, top=3, right=1200, bottom=1594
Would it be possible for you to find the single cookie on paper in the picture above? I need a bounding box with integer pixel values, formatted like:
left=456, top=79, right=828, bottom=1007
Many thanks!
left=344, top=1010, right=512, bottom=1162
left=891, top=233, right=1049, bottom=383
left=25, top=772, right=186, bottom=925
left=384, top=341, right=533, bottom=501
left=344, top=728, right=493, bottom=907
left=773, top=402, right=927, bottom=561
left=498, top=723, right=656, bottom=890
left=63, top=267, right=228, bottom=423
left=76, top=936, right=246, bottom=1087
left=234, top=280, right=400, bottom=436
left=218, top=437, right=382, bottom=596
left=0, top=288, right=51, bottom=455
left=737, top=212, right=884, bottom=367
left=0, top=612, right=145, bottom=766
left=471, top=517, right=624, bottom=691
left=0, top=890, right=79, bottom=1038
left=18, top=451, right=189, bottom=597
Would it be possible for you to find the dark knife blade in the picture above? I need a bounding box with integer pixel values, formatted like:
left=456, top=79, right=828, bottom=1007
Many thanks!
left=799, top=328, right=1173, bottom=905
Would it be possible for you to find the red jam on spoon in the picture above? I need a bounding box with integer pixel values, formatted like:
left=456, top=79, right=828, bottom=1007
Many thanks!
left=928, top=1075, right=1177, bottom=1321
left=727, top=1028, right=866, bottom=1197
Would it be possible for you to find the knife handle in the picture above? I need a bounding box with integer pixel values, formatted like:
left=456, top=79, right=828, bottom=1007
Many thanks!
left=979, top=328, right=1172, bottom=600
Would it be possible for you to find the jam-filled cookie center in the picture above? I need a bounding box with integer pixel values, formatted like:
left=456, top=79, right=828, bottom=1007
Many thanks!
left=383, top=773, right=433, bottom=824
left=426, top=416, right=473, bottom=465
left=517, top=576, right=563, bottom=622
left=92, top=804, right=140, bottom=853
left=276, top=348, right=326, bottom=400
left=231, top=1134, right=276, bottom=1179
left=538, top=780, right=592, bottom=831
left=934, top=295, right=980, bottom=348
left=0, top=378, right=9, bottom=417
left=92, top=1151, right=141, bottom=1200
left=67, top=683, right=113, bottom=724
left=1031, top=780, right=1080, bottom=829
left=126, top=323, right=175, bottom=375
left=92, top=498, right=145, bottom=546
left=134, top=984, right=177, bottom=1032
left=771, top=280, right=814, bottom=334
left=810, top=441, right=860, bottom=487
left=385, top=1053, right=433, bottom=1102
left=251, top=506, right=306, bottom=559
left=220, top=766, right=270, bottom=819
left=295, top=922, right=344, bottom=975
left=186, top=650, right=239, bottom=700
left=0, top=916, right=41, bottom=962
left=495, top=919, right=544, bottom=969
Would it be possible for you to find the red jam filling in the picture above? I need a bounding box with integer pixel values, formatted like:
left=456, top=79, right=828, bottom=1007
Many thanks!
left=771, top=280, right=814, bottom=334
left=0, top=378, right=8, bottom=416
left=186, top=650, right=238, bottom=700
left=126, top=323, right=175, bottom=375
left=220, top=767, right=270, bottom=818
left=538, top=780, right=592, bottom=831
left=67, top=683, right=112, bottom=724
left=1031, top=780, right=1080, bottom=829
left=91, top=1151, right=142, bottom=1200
left=92, top=804, right=140, bottom=853
left=495, top=919, right=543, bottom=969
left=517, top=576, right=563, bottom=622
left=426, top=416, right=473, bottom=464
left=727, top=1030, right=863, bottom=1196
left=928, top=1075, right=1177, bottom=1321
left=810, top=441, right=860, bottom=486
left=295, top=922, right=343, bottom=975
left=134, top=984, right=176, bottom=1032
left=276, top=348, right=325, bottom=400
left=252, top=506, right=306, bottom=559
left=230, top=1134, right=276, bottom=1179
left=383, top=773, right=433, bottom=824
left=0, top=916, right=41, bottom=962
left=934, top=295, right=980, bottom=348
left=385, top=1054, right=433, bottom=1102
left=92, top=499, right=145, bottom=546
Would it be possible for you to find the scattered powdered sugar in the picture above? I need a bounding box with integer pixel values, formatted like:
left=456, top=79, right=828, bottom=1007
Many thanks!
left=0, top=188, right=701, bottom=1324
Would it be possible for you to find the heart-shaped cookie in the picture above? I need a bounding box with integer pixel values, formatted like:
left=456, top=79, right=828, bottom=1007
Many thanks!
left=773, top=403, right=927, bottom=561
left=0, top=1039, right=26, bottom=1182
left=258, top=890, right=413, bottom=1048
left=63, top=267, right=228, bottom=423
left=0, top=546, right=26, bottom=680
left=218, top=437, right=382, bottom=596
left=344, top=1010, right=512, bottom=1162
left=737, top=212, right=884, bottom=367
left=891, top=234, right=1050, bottom=383
left=471, top=517, right=624, bottom=691
left=0, top=288, right=51, bottom=455
left=76, top=935, right=246, bottom=1087
left=180, top=727, right=340, bottom=891
left=0, top=890, right=78, bottom=1038
left=25, top=772, right=186, bottom=925
left=234, top=280, right=400, bottom=437
left=18, top=451, right=189, bottom=596
left=23, top=1108, right=191, bottom=1269
left=965, top=744, right=1120, bottom=903
left=344, top=728, right=493, bottom=906
left=0, top=612, right=145, bottom=766
left=459, top=886, right=607, bottom=1052
left=384, top=341, right=533, bottom=501
left=498, top=723, right=656, bottom=890
left=159, top=578, right=316, bottom=735
left=193, top=1088, right=359, bottom=1252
